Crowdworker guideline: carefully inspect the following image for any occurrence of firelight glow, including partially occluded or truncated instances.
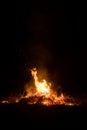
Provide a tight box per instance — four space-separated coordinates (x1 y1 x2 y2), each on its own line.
1 68 79 106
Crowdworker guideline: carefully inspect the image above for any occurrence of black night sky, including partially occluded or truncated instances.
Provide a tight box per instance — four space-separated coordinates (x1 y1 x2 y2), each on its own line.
0 1 87 98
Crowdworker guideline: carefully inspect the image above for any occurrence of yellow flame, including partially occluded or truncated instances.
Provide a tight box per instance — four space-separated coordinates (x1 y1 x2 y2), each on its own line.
31 68 51 96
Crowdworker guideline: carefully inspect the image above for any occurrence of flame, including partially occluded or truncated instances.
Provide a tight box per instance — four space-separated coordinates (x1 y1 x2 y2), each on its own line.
1 68 79 106
31 68 51 96
25 68 77 106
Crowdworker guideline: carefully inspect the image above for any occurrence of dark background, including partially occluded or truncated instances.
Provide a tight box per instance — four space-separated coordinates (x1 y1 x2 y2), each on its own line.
0 1 87 129
0 1 87 98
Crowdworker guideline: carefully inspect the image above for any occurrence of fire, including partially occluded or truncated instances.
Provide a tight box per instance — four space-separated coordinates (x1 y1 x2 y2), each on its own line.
25 68 76 106
31 68 51 96
1 68 79 106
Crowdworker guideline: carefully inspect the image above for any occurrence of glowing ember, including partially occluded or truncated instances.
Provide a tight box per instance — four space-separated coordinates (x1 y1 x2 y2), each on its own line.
1 68 79 106
2 100 9 104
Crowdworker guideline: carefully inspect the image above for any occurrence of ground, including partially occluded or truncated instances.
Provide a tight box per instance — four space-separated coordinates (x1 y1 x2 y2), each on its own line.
0 103 87 129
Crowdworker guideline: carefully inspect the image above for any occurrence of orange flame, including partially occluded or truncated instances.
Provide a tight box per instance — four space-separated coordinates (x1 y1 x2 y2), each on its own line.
31 68 51 96
1 68 79 106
